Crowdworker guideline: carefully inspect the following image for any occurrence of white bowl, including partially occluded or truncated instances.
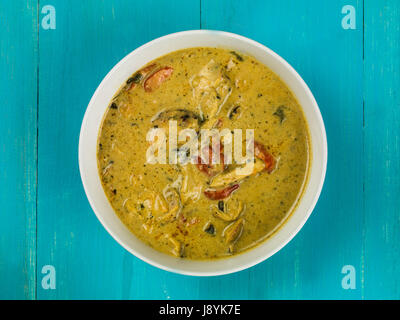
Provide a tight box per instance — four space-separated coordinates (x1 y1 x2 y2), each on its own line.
79 30 327 276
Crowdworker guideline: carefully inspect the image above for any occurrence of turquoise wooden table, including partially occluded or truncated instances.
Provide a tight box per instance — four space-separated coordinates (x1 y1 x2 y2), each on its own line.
0 0 399 300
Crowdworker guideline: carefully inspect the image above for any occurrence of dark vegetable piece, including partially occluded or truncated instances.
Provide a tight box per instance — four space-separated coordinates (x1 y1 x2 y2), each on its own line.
273 106 286 123
156 109 199 120
204 223 215 235
204 184 240 200
127 72 143 84
228 105 240 119
230 51 244 62
152 108 201 131
218 200 225 212
110 103 118 109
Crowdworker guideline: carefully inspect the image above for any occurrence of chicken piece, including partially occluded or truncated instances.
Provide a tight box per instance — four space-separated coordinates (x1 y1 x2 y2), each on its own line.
213 199 244 222
151 108 201 132
209 157 265 188
210 140 277 188
180 165 204 204
190 59 232 123
165 234 183 257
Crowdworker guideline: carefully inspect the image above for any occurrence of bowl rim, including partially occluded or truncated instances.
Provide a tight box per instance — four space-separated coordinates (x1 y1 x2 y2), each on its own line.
79 29 328 276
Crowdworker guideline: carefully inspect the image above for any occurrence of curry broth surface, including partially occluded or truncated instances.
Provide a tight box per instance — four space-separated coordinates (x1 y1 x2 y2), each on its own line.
97 47 310 259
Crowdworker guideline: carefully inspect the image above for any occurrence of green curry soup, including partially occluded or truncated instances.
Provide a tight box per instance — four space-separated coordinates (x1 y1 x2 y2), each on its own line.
97 47 310 259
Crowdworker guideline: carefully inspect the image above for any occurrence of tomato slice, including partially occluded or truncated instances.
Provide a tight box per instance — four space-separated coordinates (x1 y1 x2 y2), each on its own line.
144 67 173 92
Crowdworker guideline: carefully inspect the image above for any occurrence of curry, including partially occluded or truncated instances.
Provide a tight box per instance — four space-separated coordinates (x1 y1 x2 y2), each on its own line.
97 47 310 259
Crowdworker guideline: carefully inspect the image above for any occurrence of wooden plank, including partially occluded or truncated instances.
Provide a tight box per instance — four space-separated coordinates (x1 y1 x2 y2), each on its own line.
37 0 200 299
201 0 364 299
0 0 37 299
363 0 400 299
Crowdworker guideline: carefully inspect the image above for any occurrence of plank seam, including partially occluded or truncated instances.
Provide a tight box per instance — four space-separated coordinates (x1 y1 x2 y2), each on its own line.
35 0 40 301
361 0 366 300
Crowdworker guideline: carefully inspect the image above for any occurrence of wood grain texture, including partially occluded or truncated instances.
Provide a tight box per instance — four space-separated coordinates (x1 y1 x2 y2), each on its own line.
364 0 400 299
0 0 37 299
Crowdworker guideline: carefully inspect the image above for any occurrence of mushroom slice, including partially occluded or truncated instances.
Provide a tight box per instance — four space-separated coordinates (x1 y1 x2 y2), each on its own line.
213 199 244 222
151 108 202 132
213 200 244 222
203 221 216 235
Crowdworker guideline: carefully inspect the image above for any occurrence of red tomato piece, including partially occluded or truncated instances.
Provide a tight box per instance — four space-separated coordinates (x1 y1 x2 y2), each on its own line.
144 67 173 92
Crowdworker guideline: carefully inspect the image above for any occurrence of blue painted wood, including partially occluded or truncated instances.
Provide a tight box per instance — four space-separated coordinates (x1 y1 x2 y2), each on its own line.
363 0 400 299
0 0 399 300
0 0 37 299
36 0 200 299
